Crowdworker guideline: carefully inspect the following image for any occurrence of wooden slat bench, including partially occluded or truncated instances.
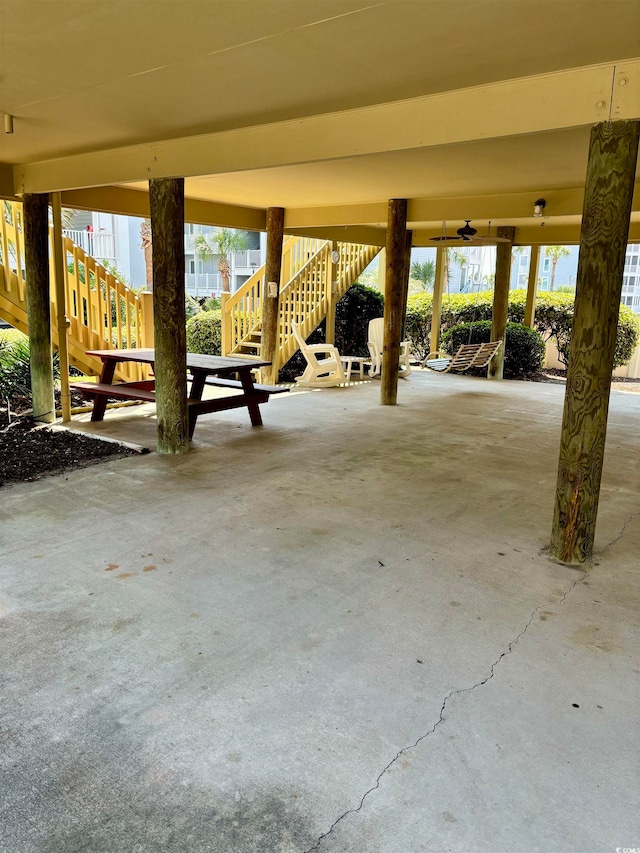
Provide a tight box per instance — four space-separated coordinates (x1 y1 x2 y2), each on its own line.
72 380 157 421
203 376 289 395
422 340 502 374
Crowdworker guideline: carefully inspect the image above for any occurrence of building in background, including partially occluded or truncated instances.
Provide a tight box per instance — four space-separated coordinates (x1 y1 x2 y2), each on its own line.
64 211 265 297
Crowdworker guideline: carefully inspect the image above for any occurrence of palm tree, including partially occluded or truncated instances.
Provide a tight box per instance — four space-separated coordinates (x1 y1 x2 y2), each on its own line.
545 245 571 292
445 247 467 290
195 228 249 293
139 219 153 289
410 259 436 291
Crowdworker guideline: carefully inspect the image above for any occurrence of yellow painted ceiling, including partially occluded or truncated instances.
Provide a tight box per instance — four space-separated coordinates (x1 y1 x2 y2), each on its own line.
1 0 639 230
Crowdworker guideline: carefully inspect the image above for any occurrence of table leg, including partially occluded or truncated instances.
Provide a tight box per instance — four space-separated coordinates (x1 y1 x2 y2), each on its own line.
91 358 118 421
240 371 263 426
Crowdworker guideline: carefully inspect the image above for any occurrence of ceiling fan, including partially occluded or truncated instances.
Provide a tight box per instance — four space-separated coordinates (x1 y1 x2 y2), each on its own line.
430 220 511 244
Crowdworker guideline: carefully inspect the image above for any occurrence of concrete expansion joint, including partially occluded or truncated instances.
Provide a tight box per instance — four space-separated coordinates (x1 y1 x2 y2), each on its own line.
304 570 590 853
598 512 637 555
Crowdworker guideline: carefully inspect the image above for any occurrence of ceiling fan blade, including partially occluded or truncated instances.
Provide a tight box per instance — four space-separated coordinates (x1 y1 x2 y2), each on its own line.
429 235 459 242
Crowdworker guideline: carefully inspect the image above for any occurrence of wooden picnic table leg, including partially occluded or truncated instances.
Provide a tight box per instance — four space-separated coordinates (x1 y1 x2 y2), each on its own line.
91 358 118 422
240 370 263 426
189 370 206 401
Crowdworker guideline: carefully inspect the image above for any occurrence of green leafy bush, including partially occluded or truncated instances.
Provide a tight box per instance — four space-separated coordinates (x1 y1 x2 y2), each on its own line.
279 283 383 381
405 289 639 369
442 320 545 377
202 296 221 312
0 330 60 403
185 294 202 320
186 310 222 355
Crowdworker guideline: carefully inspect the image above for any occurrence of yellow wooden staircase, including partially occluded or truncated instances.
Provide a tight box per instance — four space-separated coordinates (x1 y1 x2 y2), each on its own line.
2 201 379 384
221 236 380 374
0 201 151 382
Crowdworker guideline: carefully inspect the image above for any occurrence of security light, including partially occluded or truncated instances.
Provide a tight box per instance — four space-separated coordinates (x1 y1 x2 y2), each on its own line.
533 198 546 217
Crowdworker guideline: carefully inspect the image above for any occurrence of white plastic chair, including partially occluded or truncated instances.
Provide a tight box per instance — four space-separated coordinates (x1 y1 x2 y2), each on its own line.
367 317 411 379
292 322 346 387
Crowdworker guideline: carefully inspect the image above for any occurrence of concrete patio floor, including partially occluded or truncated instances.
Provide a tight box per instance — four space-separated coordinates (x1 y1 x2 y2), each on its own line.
1 370 638 853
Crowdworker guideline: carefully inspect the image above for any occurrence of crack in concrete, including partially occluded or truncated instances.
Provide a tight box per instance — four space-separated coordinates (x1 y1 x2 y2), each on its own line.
304 571 588 852
598 512 637 554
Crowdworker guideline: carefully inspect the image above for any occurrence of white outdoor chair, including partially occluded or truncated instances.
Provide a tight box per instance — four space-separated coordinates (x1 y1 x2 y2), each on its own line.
292 322 346 387
367 317 411 379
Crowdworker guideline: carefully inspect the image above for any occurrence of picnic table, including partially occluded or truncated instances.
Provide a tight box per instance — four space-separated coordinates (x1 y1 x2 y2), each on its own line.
74 348 282 438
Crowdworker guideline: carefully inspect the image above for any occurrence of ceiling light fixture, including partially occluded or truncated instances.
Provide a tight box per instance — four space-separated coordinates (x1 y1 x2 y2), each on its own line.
3 114 14 134
533 198 546 217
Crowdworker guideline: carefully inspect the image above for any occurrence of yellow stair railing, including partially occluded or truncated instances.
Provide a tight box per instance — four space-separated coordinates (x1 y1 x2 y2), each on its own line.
222 235 380 375
0 201 151 382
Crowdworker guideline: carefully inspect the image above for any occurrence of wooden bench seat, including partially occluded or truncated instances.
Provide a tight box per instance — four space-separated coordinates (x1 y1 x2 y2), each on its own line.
422 341 502 374
203 376 289 394
72 380 156 403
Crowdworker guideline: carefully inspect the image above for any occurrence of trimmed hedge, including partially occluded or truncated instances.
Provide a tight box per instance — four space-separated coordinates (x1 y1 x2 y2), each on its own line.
442 321 546 377
186 309 222 355
405 289 640 368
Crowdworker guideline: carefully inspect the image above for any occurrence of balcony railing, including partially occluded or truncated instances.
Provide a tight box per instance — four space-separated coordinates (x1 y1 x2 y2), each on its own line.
63 229 116 261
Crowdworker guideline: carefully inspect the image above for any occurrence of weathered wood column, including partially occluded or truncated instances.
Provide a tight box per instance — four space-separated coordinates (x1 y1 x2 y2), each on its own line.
488 226 515 379
149 178 188 454
260 207 285 384
399 230 413 334
550 120 640 564
524 245 540 328
23 193 55 423
325 241 338 345
51 193 71 422
381 199 409 405
429 246 446 355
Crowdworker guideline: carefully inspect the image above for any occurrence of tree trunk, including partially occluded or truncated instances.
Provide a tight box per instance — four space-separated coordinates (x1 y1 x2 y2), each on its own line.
23 193 55 423
550 120 640 564
381 198 409 405
149 178 188 454
260 207 285 384
488 226 515 380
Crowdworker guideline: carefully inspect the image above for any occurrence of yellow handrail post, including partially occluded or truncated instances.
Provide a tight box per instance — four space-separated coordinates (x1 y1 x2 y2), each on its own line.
220 292 231 355
139 291 154 347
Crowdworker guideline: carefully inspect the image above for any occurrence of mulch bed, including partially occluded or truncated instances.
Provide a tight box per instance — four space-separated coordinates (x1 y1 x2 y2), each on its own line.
0 392 139 487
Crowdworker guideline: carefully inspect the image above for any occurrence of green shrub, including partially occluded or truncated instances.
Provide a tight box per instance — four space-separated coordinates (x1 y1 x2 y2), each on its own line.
404 293 433 360
406 289 639 370
202 296 221 312
442 320 545 378
279 283 383 381
186 310 222 355
0 330 61 402
185 294 202 320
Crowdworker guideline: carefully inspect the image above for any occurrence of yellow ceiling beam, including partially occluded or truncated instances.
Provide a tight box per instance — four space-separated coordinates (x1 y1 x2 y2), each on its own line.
15 59 640 195
60 186 266 230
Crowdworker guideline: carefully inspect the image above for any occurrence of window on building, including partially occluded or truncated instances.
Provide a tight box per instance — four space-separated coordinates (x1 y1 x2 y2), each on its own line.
542 258 551 273
540 277 549 290
188 259 195 274
518 273 527 285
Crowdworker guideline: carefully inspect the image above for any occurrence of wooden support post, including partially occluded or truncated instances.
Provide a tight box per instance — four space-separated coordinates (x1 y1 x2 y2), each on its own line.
488 226 515 380
325 242 338 345
149 178 188 454
376 248 386 292
381 199 409 405
524 245 540 328
23 193 55 423
260 207 285 385
429 246 446 355
51 193 71 422
550 120 640 565
399 230 413 335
